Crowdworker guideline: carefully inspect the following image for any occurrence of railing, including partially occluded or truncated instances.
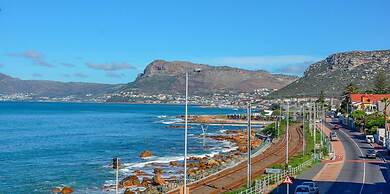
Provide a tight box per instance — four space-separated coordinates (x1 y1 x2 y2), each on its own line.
238 159 314 194
159 139 272 193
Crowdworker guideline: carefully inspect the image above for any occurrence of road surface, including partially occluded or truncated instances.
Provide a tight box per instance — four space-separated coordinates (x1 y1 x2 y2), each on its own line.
273 121 390 194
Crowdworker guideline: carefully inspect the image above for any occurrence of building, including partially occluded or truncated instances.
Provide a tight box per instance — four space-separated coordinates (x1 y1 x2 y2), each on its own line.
350 94 390 114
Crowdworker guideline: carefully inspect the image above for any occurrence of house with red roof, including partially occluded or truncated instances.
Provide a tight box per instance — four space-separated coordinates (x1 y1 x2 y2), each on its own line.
350 94 390 114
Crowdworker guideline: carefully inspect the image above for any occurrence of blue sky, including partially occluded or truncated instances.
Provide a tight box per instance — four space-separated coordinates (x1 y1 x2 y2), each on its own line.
0 0 389 84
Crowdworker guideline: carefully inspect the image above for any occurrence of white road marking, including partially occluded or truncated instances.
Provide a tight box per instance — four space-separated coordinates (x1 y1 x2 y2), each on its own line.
339 128 366 194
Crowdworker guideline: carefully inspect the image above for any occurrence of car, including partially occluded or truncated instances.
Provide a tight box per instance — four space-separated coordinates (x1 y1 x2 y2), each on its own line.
330 131 338 141
333 125 339 130
366 149 376 158
302 181 319 194
294 185 315 194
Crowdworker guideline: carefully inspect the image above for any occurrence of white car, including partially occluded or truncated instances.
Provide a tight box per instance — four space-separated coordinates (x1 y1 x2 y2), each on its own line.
302 181 319 194
294 185 313 194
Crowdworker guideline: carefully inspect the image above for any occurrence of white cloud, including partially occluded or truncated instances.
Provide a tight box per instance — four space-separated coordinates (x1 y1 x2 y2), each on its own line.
86 62 136 71
8 50 53 67
201 55 321 75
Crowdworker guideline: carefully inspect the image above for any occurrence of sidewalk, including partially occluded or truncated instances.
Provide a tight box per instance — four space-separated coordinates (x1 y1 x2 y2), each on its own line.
313 122 345 181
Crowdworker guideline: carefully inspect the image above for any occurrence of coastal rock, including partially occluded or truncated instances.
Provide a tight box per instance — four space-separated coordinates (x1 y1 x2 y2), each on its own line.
152 174 167 185
52 187 62 193
120 175 140 188
153 168 163 174
140 150 153 158
60 187 73 194
169 161 179 167
124 188 135 194
141 177 151 187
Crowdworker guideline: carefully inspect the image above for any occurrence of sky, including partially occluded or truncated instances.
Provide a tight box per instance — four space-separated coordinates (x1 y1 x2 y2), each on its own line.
0 0 389 84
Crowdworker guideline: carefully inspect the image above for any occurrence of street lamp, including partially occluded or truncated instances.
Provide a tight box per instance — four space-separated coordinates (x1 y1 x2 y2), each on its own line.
183 69 201 194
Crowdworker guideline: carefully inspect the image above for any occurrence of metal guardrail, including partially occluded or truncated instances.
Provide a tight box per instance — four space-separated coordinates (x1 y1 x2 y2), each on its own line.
159 139 272 193
238 159 314 194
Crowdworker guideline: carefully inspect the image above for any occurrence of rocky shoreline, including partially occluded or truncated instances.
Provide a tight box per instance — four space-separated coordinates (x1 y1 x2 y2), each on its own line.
106 126 264 194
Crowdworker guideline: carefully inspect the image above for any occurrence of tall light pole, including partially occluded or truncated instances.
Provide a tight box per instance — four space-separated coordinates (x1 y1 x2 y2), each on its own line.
184 72 189 194
286 101 289 165
286 101 290 194
112 157 119 194
313 102 317 160
247 104 252 188
302 105 305 155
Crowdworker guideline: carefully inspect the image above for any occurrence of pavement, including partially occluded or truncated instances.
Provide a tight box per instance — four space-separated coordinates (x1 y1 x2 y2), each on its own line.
272 120 390 194
168 124 304 194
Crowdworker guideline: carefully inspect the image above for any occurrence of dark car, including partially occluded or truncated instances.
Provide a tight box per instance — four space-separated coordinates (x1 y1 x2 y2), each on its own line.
366 149 376 158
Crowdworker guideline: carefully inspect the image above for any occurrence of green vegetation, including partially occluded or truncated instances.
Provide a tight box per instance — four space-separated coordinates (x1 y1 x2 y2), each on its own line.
226 122 328 194
374 71 389 94
262 120 287 138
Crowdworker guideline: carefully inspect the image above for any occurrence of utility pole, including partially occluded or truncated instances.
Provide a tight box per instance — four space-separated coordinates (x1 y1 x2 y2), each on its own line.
247 104 252 188
286 101 289 165
278 104 282 138
184 72 188 194
313 102 317 161
302 104 305 155
112 157 119 194
286 101 290 194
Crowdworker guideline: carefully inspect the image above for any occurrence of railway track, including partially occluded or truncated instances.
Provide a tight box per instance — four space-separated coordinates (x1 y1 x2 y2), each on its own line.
168 124 304 194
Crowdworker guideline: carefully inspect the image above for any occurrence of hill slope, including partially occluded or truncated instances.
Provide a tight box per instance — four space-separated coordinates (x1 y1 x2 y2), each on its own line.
269 50 390 98
0 73 122 98
125 60 298 95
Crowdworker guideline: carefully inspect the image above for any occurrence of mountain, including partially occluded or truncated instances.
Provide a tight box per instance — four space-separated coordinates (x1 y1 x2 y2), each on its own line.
0 73 122 98
124 60 298 95
269 50 390 98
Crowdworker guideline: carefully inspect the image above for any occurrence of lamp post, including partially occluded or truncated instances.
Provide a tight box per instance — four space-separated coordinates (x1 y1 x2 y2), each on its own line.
184 72 189 194
112 157 120 194
247 104 252 188
286 101 290 194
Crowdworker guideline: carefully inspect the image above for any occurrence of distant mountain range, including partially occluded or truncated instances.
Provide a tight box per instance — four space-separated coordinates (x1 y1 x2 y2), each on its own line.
0 73 122 98
123 60 298 95
269 50 390 98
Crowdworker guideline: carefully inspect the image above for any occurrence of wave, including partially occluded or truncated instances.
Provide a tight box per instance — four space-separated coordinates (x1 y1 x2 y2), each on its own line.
157 115 167 118
161 118 183 125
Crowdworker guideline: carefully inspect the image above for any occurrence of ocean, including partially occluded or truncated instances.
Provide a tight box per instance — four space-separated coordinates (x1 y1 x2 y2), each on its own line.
0 102 244 193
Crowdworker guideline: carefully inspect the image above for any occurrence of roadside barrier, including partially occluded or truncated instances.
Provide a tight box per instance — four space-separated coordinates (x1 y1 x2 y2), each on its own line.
238 159 313 194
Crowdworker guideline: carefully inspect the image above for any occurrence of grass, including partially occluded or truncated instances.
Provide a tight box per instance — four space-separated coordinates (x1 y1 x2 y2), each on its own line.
224 121 329 194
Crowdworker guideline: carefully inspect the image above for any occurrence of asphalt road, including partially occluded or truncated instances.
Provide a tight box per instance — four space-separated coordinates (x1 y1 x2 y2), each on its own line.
272 122 390 194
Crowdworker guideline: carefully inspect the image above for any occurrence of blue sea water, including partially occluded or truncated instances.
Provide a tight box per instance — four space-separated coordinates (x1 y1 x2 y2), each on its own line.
0 102 243 194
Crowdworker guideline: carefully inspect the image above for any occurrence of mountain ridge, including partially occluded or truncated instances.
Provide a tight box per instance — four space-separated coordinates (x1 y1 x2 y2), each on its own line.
126 60 298 95
269 49 390 98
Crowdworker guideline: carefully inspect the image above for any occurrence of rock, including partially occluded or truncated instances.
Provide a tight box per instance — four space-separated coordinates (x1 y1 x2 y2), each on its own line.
206 159 219 168
120 175 140 188
52 187 62 193
152 174 167 185
60 187 73 194
169 161 179 167
123 188 135 194
153 168 163 174
141 177 151 187
140 150 152 158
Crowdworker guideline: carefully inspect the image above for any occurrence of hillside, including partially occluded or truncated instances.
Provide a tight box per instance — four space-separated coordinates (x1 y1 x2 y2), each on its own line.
269 50 390 98
0 73 122 98
124 60 298 95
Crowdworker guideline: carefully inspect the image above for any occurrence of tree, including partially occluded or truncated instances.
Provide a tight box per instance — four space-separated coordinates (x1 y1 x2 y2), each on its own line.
316 90 325 105
374 71 388 94
339 83 359 114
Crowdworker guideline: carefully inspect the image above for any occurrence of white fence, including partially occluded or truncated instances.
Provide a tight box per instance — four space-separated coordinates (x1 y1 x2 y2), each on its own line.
238 159 313 194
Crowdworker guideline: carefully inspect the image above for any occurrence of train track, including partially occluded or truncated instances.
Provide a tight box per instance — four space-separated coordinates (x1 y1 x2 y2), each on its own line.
168 124 304 194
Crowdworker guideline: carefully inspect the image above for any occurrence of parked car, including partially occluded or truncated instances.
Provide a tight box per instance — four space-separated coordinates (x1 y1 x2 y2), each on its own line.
302 181 319 194
366 149 376 158
330 131 338 141
366 135 374 143
333 125 339 130
294 185 316 194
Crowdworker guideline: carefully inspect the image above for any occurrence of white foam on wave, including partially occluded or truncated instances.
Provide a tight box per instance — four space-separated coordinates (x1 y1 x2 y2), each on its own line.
157 115 167 118
161 118 183 125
